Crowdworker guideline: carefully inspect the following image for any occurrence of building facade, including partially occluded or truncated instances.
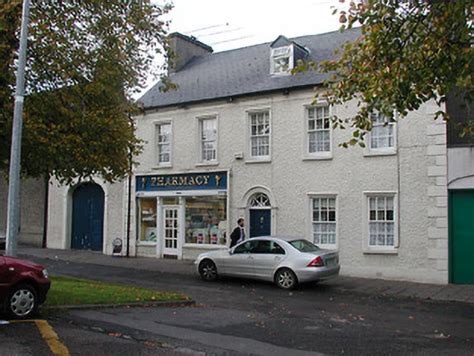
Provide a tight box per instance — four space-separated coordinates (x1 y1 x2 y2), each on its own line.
45 29 460 284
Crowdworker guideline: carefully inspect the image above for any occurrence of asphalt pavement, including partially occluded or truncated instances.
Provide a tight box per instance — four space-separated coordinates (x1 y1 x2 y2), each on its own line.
18 245 474 305
11 252 474 355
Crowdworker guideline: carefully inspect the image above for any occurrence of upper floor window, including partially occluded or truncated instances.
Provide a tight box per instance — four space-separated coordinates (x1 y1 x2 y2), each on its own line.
271 46 293 75
369 112 396 151
249 111 271 159
200 117 217 162
156 122 171 165
307 106 331 156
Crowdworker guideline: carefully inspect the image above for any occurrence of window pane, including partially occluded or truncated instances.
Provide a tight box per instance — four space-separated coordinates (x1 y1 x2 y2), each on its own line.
139 198 157 243
185 196 227 245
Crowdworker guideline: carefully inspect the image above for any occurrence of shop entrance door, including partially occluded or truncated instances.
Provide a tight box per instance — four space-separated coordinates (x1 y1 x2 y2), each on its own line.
163 206 179 257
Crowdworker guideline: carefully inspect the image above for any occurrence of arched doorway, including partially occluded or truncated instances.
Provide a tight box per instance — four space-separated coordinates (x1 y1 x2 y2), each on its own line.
71 183 104 251
248 193 272 237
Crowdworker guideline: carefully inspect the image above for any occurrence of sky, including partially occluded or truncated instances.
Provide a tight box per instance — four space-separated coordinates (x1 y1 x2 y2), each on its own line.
137 0 346 97
165 0 343 52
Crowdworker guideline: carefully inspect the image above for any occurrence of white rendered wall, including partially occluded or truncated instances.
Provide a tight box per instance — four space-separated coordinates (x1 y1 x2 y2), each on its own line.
46 178 127 255
130 89 448 284
448 146 474 189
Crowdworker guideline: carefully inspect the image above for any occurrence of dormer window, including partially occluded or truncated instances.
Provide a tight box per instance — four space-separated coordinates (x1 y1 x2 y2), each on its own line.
270 35 308 76
271 45 293 75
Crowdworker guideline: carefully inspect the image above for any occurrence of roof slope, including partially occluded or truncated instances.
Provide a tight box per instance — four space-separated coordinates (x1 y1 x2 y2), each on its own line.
139 28 361 109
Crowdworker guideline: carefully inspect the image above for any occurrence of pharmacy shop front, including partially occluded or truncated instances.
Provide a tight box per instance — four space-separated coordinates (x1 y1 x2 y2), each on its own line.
135 171 229 259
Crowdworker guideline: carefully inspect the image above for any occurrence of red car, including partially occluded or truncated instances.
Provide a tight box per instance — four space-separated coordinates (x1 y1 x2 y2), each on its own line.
0 255 50 319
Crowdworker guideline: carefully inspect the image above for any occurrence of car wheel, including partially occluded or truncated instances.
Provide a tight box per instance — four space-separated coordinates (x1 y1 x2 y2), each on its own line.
199 260 218 281
8 284 38 319
275 268 298 290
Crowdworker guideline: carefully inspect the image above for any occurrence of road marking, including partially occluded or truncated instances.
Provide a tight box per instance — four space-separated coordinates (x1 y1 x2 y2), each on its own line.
9 319 70 356
35 320 70 356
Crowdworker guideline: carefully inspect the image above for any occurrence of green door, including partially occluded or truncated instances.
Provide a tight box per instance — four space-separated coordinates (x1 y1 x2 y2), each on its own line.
449 190 474 284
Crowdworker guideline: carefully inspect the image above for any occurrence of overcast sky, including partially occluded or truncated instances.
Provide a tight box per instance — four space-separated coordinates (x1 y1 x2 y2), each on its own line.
166 0 343 52
137 0 345 98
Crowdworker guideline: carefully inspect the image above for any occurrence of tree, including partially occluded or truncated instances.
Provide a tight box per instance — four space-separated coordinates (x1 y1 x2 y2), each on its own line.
296 0 473 146
0 0 172 184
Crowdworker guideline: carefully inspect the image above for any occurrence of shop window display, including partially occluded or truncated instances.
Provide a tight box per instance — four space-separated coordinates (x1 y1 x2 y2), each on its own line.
138 198 157 243
185 196 227 245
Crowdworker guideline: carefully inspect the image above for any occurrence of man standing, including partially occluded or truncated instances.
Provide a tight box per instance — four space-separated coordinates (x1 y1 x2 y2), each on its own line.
229 218 245 247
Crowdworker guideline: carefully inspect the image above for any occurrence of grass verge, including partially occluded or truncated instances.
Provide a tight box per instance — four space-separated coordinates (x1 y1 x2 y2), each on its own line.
45 275 188 306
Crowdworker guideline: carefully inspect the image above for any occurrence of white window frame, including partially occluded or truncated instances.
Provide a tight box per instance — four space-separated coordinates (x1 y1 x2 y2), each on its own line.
365 112 397 156
363 191 398 253
247 109 272 162
197 115 218 165
308 193 338 250
304 104 333 160
270 45 294 75
155 120 172 167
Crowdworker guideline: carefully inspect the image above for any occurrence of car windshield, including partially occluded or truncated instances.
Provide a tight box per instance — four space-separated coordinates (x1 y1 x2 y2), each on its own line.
289 239 320 252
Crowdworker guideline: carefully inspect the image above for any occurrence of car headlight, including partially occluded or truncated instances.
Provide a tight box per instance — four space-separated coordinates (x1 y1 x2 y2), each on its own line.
42 269 49 279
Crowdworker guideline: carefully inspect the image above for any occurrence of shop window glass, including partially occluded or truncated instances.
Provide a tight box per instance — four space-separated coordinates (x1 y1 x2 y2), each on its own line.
138 198 157 243
185 196 227 245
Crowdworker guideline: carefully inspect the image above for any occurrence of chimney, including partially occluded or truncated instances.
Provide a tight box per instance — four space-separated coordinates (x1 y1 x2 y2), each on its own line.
168 32 213 73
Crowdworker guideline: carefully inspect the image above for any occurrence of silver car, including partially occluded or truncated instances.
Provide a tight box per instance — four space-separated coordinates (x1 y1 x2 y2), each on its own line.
195 236 340 290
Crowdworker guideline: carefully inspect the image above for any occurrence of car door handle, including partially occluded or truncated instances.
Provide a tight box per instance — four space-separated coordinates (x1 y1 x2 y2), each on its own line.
247 255 254 260
8 267 14 272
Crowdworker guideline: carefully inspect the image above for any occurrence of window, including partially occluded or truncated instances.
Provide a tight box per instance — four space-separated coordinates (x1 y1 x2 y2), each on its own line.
311 197 337 247
367 195 396 248
156 122 171 165
184 196 227 245
271 46 293 75
307 106 331 155
200 117 217 162
249 193 271 208
249 111 270 159
138 198 157 244
288 239 320 253
234 240 258 254
369 112 396 151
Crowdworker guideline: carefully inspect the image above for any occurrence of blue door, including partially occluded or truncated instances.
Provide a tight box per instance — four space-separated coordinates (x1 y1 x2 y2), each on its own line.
71 183 104 251
249 209 271 237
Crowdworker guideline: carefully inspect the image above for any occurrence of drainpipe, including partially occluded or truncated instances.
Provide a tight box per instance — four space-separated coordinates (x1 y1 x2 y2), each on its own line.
42 175 49 248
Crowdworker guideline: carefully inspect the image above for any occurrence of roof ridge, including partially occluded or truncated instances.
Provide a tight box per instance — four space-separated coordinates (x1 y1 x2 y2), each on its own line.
211 27 361 55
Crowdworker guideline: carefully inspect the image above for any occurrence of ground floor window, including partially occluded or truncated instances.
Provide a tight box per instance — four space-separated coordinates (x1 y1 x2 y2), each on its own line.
185 196 227 245
138 198 157 243
368 195 395 247
311 196 337 247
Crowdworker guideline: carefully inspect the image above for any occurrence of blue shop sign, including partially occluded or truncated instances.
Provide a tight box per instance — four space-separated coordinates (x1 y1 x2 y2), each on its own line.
136 171 227 192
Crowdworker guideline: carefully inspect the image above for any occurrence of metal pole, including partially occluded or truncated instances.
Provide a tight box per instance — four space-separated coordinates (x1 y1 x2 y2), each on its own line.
6 0 31 257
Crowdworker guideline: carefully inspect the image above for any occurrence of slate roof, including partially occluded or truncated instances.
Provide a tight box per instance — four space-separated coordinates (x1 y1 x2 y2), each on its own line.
139 28 361 109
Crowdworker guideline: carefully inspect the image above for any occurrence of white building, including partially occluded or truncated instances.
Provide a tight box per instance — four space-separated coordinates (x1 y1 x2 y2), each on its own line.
44 29 461 285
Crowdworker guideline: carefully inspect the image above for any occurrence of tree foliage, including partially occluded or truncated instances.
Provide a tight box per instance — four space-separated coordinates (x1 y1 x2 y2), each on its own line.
0 0 171 183
296 0 473 146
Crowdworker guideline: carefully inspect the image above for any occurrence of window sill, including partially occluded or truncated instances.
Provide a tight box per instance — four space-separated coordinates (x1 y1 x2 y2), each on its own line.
364 149 397 157
183 243 228 249
245 158 272 164
137 242 157 247
302 154 333 161
363 248 398 255
152 164 172 170
195 161 219 167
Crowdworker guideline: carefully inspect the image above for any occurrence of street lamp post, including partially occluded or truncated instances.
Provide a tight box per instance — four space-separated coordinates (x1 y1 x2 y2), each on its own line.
6 0 31 257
